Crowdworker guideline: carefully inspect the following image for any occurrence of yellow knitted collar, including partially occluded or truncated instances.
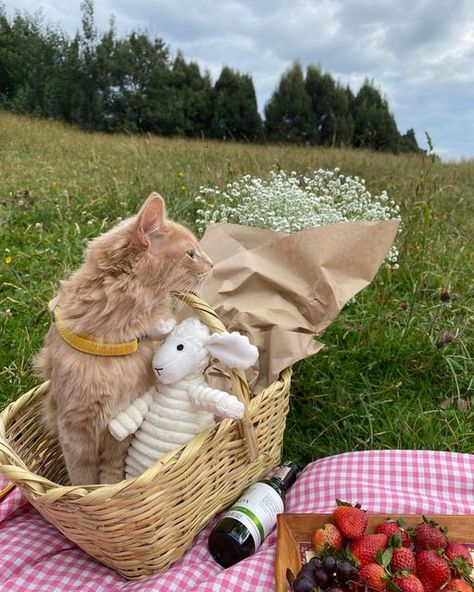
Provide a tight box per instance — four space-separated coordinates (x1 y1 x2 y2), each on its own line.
49 300 139 357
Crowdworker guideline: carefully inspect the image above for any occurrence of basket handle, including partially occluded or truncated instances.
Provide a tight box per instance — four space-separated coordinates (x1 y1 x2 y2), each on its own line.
172 291 259 461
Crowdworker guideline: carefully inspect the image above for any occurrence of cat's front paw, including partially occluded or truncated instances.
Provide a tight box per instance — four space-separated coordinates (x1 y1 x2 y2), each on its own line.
148 316 177 339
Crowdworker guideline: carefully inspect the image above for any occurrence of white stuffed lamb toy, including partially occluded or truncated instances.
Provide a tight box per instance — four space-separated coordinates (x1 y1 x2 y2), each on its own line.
108 317 258 479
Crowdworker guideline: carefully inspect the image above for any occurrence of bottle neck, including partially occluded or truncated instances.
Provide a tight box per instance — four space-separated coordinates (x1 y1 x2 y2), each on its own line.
262 462 299 498
270 462 299 494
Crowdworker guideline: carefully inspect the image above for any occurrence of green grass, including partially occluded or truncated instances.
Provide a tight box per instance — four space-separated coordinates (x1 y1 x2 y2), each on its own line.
1 111 473 466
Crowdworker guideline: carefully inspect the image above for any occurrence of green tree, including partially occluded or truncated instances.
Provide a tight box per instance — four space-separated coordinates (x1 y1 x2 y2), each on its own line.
105 32 171 133
399 128 422 153
169 52 212 137
211 66 262 141
305 65 354 147
264 62 315 143
0 10 61 116
352 81 401 152
0 6 21 101
77 0 104 129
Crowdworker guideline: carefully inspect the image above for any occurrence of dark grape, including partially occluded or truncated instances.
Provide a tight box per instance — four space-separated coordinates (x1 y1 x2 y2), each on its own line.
314 568 330 589
335 561 354 584
322 556 337 574
308 556 323 570
293 574 316 592
299 563 315 577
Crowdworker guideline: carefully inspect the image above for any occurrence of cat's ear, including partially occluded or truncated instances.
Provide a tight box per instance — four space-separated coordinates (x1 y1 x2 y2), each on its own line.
136 193 167 247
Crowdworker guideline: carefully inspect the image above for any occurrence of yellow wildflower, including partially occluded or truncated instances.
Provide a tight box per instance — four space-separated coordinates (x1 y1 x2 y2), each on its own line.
5 256 12 264
180 185 186 192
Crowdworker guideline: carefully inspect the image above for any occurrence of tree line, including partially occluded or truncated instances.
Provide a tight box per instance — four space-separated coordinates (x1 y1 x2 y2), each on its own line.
0 1 421 153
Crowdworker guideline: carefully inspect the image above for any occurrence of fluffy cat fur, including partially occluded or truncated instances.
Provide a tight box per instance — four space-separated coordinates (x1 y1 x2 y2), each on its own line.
35 193 212 485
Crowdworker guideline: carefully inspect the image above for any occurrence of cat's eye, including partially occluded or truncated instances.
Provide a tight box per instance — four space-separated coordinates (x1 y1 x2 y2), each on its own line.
177 344 184 351
186 250 195 259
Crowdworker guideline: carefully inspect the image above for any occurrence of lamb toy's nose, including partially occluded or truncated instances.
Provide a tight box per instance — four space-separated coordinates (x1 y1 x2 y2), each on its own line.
154 367 163 376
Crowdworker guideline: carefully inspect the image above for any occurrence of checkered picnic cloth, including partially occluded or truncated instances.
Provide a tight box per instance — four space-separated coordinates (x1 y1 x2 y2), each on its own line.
1 450 473 592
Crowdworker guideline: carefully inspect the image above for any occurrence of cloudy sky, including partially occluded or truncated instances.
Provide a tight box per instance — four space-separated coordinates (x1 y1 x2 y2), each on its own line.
3 0 474 160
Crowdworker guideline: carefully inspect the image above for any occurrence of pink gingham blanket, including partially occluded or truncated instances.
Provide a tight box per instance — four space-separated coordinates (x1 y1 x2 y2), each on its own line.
1 450 473 592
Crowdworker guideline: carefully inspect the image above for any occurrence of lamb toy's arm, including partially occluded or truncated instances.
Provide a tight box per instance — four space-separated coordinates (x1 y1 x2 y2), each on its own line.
108 389 154 441
189 384 245 419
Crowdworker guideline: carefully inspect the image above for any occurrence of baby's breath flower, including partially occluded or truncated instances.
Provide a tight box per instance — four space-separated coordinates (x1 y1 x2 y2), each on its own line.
195 169 402 267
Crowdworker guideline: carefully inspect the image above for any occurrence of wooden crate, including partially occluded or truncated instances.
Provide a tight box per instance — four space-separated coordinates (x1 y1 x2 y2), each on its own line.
276 513 474 592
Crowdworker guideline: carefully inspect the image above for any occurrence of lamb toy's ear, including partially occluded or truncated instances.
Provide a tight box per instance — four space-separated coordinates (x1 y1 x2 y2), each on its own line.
204 332 258 369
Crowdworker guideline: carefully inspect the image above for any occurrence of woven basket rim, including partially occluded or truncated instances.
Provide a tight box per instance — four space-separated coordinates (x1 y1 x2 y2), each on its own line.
0 369 292 502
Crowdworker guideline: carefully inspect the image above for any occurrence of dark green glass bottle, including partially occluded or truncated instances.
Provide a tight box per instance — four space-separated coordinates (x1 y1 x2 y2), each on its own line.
208 462 299 567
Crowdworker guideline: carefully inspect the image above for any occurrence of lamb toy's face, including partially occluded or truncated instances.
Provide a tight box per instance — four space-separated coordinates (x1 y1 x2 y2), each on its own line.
152 321 210 384
151 316 258 385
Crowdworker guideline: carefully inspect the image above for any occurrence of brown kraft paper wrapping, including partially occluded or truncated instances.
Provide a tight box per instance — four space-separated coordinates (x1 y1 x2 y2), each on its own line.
198 219 399 393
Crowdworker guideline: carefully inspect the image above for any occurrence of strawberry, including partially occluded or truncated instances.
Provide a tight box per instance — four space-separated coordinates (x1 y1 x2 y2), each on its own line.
349 534 389 568
445 542 474 566
393 573 425 592
359 562 388 591
416 550 451 592
333 500 368 540
375 519 410 547
311 523 343 555
445 542 474 577
413 517 448 552
390 546 417 575
444 578 474 592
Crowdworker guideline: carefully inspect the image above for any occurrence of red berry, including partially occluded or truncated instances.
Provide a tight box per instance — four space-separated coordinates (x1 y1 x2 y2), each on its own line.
393 573 425 592
375 520 410 547
444 578 474 592
416 550 451 592
359 563 387 591
312 523 343 555
349 534 389 568
413 517 448 551
445 542 473 565
391 546 417 574
332 500 368 540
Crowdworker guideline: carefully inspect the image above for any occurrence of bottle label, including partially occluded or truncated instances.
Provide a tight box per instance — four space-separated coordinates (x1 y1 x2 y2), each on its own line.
222 482 284 549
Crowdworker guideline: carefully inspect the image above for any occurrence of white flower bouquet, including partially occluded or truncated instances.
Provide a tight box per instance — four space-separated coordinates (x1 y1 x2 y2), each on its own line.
195 168 401 267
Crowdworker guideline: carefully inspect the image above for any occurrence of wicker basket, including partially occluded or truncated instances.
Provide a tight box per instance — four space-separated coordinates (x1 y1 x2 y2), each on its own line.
0 292 291 579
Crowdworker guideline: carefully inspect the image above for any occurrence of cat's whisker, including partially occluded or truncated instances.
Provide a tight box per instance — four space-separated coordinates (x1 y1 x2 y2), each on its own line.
173 278 201 315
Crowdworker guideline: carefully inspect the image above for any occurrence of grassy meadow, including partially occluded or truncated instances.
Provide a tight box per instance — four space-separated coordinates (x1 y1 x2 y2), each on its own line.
0 111 472 467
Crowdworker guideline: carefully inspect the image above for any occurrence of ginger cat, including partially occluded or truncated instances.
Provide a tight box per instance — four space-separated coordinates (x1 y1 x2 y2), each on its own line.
35 193 212 485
